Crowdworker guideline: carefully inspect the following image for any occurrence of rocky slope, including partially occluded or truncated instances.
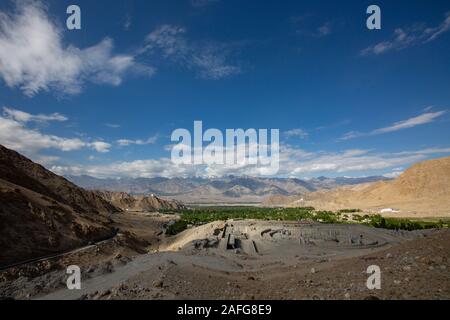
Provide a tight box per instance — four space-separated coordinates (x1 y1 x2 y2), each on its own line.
0 145 118 214
0 145 120 268
94 191 185 212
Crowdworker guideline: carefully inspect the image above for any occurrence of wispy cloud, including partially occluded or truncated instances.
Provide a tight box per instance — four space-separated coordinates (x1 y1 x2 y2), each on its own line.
0 1 153 96
3 107 67 123
117 135 159 146
140 24 241 79
383 169 404 179
316 119 351 131
0 108 111 154
284 128 309 139
340 111 447 140
123 13 132 31
104 123 121 129
373 111 446 134
393 147 450 156
34 155 60 166
361 12 450 55
291 15 334 38
317 22 332 37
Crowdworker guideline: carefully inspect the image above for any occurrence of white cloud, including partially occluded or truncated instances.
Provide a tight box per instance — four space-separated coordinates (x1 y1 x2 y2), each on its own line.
383 170 404 179
34 155 60 166
393 147 450 156
0 108 111 154
117 135 159 146
0 1 153 96
317 22 332 37
3 106 67 122
49 143 450 179
89 141 111 153
123 13 132 31
292 15 334 38
340 110 447 140
288 150 422 175
361 13 450 55
104 123 121 128
339 131 363 141
141 24 240 79
284 128 309 139
372 111 446 134
424 12 450 42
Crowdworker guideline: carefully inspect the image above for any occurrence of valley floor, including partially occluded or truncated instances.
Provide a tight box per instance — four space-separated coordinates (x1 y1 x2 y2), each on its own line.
0 213 449 300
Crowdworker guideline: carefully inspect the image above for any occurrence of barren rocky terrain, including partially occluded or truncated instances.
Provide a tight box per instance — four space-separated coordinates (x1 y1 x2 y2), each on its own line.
0 216 448 300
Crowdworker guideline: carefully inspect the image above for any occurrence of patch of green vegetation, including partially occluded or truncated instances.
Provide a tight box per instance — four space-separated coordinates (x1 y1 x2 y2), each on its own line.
367 215 448 231
178 207 322 225
165 220 189 235
338 209 362 213
162 207 449 235
351 214 371 222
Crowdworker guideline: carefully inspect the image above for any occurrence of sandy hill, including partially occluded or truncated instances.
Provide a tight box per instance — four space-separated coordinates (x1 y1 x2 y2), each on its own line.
94 191 185 212
0 145 120 267
270 156 450 218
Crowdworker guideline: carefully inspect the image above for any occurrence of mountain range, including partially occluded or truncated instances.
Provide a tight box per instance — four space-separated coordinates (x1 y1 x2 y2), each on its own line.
67 175 391 204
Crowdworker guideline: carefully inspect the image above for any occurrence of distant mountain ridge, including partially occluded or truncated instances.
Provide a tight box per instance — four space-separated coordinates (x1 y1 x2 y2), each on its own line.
66 174 391 204
93 191 186 212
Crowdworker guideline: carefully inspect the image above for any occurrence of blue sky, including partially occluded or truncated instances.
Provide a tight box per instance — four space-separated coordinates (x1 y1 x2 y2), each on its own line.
0 0 449 178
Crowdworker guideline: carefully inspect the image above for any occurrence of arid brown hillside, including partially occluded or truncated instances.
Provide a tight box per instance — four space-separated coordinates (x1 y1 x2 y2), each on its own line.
94 191 185 212
0 145 120 267
389 156 450 199
0 145 118 214
268 156 450 217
